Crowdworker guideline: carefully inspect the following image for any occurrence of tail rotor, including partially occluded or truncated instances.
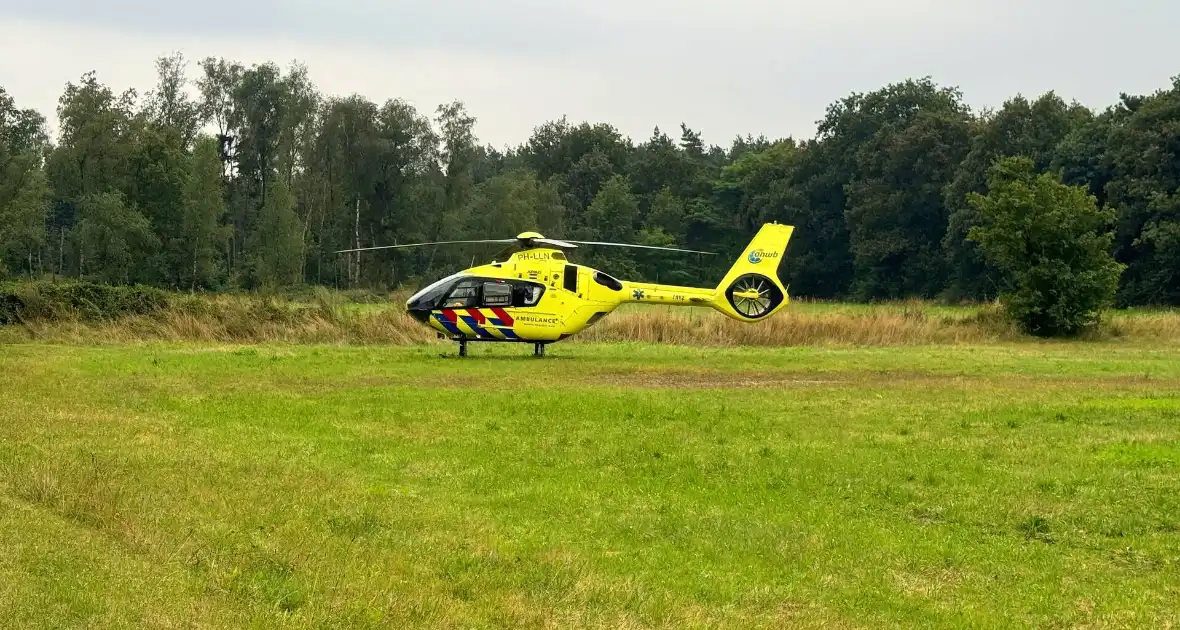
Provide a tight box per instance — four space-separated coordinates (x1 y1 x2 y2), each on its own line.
725 273 783 319
709 223 795 323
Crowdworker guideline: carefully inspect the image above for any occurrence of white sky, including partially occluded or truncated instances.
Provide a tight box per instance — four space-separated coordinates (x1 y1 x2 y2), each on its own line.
0 1 1175 149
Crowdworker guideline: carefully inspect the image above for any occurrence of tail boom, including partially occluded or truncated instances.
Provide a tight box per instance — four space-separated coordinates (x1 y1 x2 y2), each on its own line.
620 282 717 307
615 223 795 323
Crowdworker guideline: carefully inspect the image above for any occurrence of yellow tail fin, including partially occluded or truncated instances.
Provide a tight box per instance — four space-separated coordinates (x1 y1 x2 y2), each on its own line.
711 223 795 322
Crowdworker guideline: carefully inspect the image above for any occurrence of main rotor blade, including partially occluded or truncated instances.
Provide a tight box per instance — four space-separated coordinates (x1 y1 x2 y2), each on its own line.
334 239 515 254
563 240 717 255
532 237 579 249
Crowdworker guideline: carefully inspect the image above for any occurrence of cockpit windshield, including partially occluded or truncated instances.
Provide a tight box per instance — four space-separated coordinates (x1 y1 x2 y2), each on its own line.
406 274 547 311
406 272 466 311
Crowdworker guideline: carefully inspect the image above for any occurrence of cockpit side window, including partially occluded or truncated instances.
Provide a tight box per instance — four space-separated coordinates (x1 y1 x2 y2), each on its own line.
482 281 512 306
593 271 623 291
511 281 545 307
443 279 480 308
563 264 578 293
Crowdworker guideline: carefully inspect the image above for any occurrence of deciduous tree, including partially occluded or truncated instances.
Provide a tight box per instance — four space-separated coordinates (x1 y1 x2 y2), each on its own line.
968 157 1124 336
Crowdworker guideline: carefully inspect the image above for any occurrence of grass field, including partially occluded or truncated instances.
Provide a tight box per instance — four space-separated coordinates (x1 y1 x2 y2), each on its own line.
2 336 1179 628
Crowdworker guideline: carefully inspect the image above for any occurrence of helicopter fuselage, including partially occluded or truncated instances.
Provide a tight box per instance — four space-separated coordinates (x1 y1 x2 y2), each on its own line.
405 248 714 342
404 222 796 345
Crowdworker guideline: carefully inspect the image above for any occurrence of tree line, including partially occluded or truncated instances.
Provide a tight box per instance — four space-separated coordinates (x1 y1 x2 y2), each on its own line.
1 53 1177 306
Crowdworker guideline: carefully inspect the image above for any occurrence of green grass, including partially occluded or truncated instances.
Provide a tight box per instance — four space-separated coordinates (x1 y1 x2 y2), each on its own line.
2 341 1179 628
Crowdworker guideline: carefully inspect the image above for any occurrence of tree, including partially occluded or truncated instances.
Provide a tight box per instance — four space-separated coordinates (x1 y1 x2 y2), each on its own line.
436 100 478 215
774 141 856 297
44 72 141 277
712 139 855 297
811 78 964 298
582 174 640 278
196 56 244 171
0 87 50 275
72 191 160 284
644 186 685 238
0 158 50 276
942 93 1091 300
522 118 631 182
629 126 696 203
1102 78 1180 305
832 79 972 299
47 72 139 200
563 149 615 213
464 168 563 238
967 157 1124 336
127 123 188 285
181 136 231 289
144 52 204 148
249 178 303 288
12 52 1180 306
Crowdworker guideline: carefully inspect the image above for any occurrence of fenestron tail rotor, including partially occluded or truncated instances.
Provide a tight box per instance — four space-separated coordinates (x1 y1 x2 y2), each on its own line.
724 273 782 319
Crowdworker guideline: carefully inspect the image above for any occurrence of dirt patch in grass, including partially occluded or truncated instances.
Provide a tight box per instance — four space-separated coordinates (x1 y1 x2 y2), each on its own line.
580 368 1180 391
584 371 848 389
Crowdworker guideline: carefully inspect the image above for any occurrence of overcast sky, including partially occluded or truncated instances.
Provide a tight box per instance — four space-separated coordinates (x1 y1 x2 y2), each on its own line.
1 1 1175 149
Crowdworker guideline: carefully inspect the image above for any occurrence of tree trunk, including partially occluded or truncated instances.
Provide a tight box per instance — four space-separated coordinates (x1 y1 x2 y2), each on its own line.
353 196 361 287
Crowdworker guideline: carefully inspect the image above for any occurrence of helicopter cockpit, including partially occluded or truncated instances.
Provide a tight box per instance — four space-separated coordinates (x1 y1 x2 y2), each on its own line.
406 274 547 321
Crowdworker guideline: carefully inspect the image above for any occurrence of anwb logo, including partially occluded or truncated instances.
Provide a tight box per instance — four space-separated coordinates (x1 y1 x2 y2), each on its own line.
747 249 778 264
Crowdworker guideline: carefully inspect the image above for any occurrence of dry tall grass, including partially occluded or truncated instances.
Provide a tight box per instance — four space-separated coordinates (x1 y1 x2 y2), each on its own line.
1104 310 1180 342
578 305 1015 346
1 291 435 345
2 289 1178 347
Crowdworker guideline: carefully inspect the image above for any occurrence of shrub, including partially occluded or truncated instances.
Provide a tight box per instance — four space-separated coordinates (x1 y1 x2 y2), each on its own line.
0 280 169 324
967 157 1125 337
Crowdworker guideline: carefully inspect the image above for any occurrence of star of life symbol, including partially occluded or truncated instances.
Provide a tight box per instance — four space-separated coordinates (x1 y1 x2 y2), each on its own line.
632 288 646 300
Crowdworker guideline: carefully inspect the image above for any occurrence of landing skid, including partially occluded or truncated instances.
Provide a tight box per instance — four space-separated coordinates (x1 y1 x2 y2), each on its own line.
450 337 550 358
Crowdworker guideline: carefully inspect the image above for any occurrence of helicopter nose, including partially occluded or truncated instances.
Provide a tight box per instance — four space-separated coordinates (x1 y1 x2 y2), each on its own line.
407 308 430 323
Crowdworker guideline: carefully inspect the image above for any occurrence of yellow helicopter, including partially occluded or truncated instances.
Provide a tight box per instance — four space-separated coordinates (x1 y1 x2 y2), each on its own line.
338 222 794 356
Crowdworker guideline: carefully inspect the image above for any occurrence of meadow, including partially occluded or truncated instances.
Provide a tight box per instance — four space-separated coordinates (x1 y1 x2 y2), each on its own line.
1 297 1179 628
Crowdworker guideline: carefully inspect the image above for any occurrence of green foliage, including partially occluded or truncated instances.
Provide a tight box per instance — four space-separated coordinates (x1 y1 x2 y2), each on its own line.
181 136 231 289
967 157 1124 336
0 280 168 324
1 88 50 277
249 179 304 288
644 186 685 237
585 174 637 242
1103 78 1180 305
127 123 189 285
832 78 973 299
72 191 160 284
0 162 50 274
5 61 1180 310
464 168 564 238
942 93 1091 300
582 174 640 278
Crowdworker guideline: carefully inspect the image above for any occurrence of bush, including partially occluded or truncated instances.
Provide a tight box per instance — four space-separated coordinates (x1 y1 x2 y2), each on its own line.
0 280 169 325
967 157 1125 337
